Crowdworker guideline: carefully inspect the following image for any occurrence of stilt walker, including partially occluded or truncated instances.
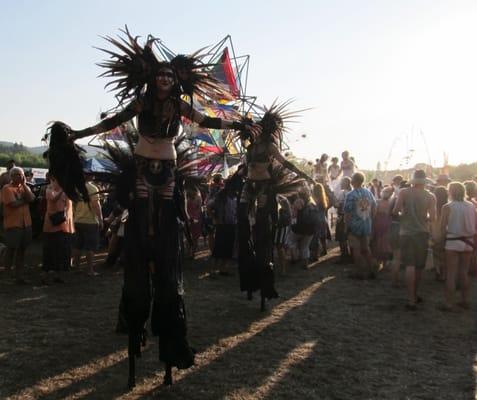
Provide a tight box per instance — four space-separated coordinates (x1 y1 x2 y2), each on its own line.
43 27 248 388
236 101 315 311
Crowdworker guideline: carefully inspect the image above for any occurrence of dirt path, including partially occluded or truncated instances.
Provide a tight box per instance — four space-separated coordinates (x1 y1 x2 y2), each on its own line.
0 242 476 399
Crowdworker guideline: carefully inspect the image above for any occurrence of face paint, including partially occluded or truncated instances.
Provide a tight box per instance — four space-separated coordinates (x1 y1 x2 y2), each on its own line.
156 68 175 91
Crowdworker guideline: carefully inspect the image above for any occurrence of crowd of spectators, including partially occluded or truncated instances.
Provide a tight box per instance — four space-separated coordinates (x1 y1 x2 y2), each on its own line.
1 155 477 312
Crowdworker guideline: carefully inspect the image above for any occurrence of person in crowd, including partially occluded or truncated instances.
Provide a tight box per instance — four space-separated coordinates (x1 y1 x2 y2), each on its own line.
103 206 126 268
186 188 203 259
439 182 476 311
372 186 393 268
389 180 409 287
0 159 16 188
370 178 382 199
463 180 477 275
274 195 292 274
393 169 436 310
328 157 341 183
25 170 36 185
310 183 329 260
209 180 237 275
431 186 449 281
335 176 352 264
435 173 451 188
392 175 404 196
313 159 321 180
72 174 103 276
464 180 477 207
344 172 377 279
287 193 299 262
290 188 317 269
313 154 329 182
41 174 74 284
1 166 35 283
209 174 224 198
340 151 355 178
204 175 224 254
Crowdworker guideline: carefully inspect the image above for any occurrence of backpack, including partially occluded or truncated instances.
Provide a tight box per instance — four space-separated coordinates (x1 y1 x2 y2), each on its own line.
293 204 322 235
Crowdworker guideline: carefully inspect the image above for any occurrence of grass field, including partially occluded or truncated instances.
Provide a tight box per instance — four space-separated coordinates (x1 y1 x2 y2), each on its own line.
0 241 476 399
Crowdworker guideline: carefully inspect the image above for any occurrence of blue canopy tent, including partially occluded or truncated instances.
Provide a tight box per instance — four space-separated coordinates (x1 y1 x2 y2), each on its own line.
83 158 117 173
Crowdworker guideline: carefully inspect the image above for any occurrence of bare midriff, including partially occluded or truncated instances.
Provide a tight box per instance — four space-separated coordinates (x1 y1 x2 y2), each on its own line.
247 162 271 180
135 136 177 160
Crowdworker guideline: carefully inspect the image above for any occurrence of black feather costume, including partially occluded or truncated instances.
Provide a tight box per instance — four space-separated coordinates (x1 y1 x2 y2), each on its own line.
236 101 312 310
44 27 241 388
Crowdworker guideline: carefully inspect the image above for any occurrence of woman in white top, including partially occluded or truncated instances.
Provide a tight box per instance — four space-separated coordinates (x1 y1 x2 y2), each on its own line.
440 182 477 310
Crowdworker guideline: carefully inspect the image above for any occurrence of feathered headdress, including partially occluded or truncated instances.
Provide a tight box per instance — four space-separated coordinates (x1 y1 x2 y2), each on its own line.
96 26 232 105
236 99 306 150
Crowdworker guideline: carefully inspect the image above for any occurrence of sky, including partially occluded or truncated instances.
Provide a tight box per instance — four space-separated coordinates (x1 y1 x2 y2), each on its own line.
1 0 476 170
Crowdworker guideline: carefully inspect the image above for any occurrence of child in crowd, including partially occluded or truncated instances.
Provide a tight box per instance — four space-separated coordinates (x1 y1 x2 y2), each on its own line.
289 190 317 269
309 183 329 260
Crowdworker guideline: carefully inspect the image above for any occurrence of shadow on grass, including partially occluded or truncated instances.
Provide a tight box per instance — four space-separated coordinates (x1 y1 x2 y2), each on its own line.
5 245 474 400
1 252 334 399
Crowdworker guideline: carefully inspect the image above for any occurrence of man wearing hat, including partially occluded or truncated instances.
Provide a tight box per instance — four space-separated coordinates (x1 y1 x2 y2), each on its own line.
393 169 436 310
436 173 451 187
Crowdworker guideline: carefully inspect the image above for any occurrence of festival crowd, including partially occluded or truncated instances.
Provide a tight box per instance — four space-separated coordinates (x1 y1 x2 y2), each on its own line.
1 150 476 313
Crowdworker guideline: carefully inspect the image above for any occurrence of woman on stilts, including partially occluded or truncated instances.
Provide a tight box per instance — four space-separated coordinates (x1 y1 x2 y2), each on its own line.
236 101 315 311
43 27 248 388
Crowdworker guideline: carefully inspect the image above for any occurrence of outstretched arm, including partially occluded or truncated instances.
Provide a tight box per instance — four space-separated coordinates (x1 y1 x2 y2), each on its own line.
269 143 315 184
180 100 245 130
70 98 143 140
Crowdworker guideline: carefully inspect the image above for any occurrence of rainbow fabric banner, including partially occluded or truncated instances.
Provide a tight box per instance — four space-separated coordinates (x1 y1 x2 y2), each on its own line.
211 48 239 98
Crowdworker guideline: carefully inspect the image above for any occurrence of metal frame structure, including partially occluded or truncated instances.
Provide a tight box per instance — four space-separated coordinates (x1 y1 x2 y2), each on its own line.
88 35 257 175
154 35 257 172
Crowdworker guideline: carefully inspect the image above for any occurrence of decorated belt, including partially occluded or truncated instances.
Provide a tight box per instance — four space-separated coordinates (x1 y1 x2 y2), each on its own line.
135 156 176 187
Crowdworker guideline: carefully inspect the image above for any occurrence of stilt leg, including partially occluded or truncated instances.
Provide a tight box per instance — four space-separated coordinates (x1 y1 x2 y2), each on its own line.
128 335 136 389
163 363 173 386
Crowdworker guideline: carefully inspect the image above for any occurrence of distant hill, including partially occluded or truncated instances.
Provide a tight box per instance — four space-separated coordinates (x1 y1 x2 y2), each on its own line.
0 141 103 157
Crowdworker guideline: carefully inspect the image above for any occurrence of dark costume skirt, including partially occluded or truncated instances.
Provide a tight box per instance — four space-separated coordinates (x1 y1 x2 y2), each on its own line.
212 224 236 259
119 157 194 369
238 180 278 299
